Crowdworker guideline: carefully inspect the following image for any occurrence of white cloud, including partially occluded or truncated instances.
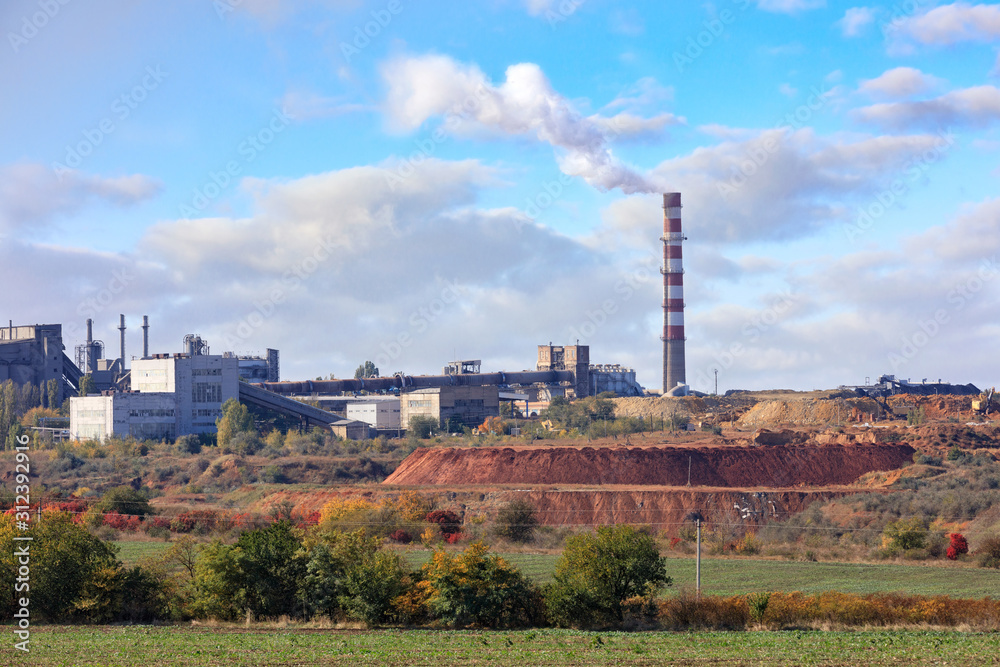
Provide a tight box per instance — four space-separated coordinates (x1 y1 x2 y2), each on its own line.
124 158 669 382
0 163 160 234
888 2 1000 46
854 85 1000 129
779 83 798 98
838 7 876 37
907 197 1000 262
631 130 949 244
589 112 684 140
857 67 944 100
380 54 664 194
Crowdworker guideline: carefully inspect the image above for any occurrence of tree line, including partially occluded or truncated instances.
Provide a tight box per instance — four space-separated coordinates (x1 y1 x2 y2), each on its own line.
0 511 667 628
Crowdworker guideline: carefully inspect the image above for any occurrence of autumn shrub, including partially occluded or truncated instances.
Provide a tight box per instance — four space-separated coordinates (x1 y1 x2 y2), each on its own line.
170 509 218 534
658 592 747 630
143 516 172 533
389 529 412 544
426 509 462 535
976 535 1000 568
421 541 542 628
492 499 538 543
102 511 141 532
947 533 969 560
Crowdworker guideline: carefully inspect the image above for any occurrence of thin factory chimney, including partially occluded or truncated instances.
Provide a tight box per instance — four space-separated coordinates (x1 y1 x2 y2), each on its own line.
118 314 126 370
662 193 686 394
142 315 149 359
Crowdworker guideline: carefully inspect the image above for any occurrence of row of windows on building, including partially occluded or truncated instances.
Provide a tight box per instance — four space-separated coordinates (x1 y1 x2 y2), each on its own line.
192 382 223 402
127 408 175 418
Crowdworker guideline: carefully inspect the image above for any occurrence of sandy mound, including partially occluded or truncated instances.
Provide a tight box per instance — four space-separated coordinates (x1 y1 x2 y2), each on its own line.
383 443 916 488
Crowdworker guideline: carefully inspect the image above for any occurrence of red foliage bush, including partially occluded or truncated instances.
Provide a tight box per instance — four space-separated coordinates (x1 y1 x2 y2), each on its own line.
48 499 88 515
143 516 171 532
443 531 463 545
947 533 969 560
293 510 321 528
169 509 218 533
426 509 462 535
389 529 413 544
102 511 141 531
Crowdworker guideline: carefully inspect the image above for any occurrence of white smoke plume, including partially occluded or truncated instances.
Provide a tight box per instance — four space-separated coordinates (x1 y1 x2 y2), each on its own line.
381 54 669 194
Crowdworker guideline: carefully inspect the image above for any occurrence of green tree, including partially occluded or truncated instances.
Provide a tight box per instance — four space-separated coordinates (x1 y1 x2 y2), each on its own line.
0 512 124 622
492 499 538 543
354 361 379 379
47 378 60 411
189 540 243 620
883 517 928 553
422 541 542 628
78 374 95 397
96 485 155 518
216 398 255 449
234 520 308 619
340 548 408 626
408 415 438 439
546 525 670 627
300 528 408 625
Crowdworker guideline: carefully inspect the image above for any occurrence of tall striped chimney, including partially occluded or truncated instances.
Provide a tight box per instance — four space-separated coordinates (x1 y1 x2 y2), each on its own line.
662 193 686 394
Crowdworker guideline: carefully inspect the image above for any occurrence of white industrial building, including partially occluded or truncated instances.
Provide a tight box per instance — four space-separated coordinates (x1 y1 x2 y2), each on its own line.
70 353 239 441
345 398 401 432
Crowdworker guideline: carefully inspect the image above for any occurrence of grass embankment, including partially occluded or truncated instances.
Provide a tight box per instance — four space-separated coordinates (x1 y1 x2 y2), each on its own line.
5 627 1000 666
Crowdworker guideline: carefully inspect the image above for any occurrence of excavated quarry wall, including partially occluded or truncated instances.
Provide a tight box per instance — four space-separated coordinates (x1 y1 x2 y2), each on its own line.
519 488 849 529
256 487 849 534
383 443 917 488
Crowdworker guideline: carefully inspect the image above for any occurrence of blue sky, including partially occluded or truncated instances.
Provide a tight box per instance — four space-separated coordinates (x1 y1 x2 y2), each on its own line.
2 0 999 393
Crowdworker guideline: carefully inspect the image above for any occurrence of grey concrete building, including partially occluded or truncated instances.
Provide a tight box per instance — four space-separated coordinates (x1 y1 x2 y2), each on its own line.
0 323 71 404
400 385 500 430
70 352 240 441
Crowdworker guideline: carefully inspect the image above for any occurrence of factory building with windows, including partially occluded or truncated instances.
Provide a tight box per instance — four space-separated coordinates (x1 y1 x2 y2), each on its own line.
70 353 240 441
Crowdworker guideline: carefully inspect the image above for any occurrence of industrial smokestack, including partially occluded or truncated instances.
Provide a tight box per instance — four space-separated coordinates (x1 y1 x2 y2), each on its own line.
118 314 126 370
662 193 686 394
86 318 96 372
142 315 149 359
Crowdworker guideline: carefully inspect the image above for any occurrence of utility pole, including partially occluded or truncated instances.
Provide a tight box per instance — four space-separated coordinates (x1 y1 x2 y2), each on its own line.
696 518 702 599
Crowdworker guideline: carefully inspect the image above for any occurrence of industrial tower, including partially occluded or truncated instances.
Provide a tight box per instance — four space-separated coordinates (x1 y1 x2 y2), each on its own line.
662 192 686 394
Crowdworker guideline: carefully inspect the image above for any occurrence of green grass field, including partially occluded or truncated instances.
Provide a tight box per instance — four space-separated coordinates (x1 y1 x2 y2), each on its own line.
401 549 1000 598
4 627 1000 666
111 540 172 564
117 540 1000 598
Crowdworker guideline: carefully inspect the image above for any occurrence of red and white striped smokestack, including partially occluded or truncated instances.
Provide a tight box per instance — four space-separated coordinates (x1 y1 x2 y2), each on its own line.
662 192 686 394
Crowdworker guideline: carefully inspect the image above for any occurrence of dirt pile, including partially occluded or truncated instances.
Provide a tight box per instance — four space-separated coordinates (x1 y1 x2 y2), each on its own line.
612 395 757 422
736 397 883 427
520 488 851 528
382 443 916 488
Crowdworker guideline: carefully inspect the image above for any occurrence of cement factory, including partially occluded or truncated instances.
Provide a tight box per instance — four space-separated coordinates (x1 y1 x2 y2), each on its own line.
2 196 686 442
0 193 691 442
